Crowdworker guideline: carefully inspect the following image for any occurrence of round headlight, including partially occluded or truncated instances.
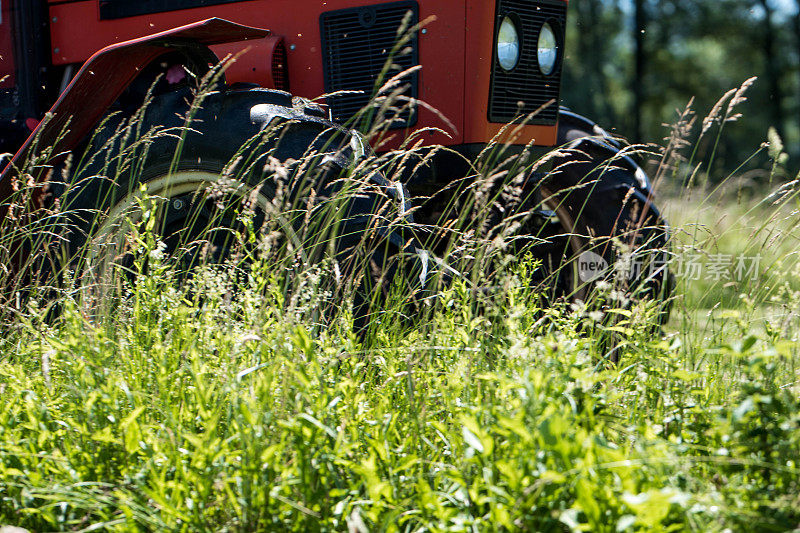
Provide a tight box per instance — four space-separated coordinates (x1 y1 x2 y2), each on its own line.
537 22 558 76
497 16 520 71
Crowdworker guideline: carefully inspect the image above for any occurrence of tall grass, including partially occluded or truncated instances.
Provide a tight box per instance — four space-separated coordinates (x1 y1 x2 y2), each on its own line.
0 34 798 531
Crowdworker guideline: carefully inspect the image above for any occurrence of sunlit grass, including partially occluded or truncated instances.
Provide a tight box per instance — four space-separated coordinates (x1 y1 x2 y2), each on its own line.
1 244 798 531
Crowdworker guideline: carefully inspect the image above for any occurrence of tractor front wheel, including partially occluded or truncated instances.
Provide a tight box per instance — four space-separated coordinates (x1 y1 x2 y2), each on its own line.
540 109 674 321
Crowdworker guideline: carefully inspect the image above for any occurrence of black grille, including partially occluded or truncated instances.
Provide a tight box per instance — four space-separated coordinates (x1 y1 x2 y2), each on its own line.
320 2 419 129
489 0 567 124
99 0 256 19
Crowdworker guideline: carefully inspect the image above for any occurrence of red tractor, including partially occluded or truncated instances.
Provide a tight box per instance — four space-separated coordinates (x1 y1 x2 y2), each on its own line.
0 0 671 320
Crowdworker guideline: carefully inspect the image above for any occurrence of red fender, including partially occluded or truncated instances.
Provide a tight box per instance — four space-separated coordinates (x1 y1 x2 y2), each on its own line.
0 17 269 207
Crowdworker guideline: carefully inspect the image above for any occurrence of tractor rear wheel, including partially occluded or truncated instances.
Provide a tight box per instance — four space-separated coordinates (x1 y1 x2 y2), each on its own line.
50 86 423 327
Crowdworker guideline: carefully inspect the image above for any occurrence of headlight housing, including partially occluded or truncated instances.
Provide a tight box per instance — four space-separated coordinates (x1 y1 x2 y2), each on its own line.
496 16 520 71
537 22 558 76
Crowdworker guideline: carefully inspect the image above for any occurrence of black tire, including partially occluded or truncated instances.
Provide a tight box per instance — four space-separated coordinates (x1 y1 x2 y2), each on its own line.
50 86 424 328
540 109 673 320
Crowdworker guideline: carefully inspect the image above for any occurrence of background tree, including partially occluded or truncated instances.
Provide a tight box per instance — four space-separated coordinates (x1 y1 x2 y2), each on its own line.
757 0 785 137
562 0 799 182
633 0 646 143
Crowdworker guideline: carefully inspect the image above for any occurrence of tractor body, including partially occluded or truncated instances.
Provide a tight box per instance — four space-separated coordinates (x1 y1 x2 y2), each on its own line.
0 0 673 325
1 0 568 168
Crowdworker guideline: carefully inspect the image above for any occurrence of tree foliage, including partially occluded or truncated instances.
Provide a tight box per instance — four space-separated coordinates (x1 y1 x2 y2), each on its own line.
562 0 799 180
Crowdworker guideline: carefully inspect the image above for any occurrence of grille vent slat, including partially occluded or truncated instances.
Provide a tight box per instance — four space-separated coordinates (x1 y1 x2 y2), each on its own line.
320 2 419 129
489 0 567 125
271 40 289 91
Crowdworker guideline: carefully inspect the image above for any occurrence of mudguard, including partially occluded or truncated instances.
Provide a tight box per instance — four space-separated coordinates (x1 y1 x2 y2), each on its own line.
0 18 269 210
557 107 652 193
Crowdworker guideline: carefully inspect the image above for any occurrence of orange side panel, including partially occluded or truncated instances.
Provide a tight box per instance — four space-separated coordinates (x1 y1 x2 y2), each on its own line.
48 0 465 149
